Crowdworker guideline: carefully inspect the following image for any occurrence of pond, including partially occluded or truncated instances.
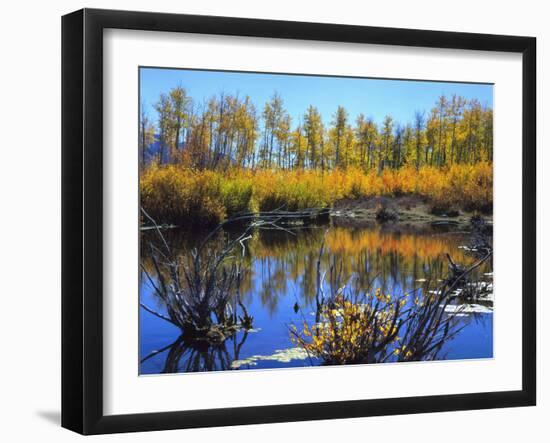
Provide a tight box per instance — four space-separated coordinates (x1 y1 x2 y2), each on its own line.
139 219 493 374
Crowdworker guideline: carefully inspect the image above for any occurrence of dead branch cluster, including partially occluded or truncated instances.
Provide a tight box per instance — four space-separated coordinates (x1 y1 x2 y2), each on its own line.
140 206 328 343
291 227 493 365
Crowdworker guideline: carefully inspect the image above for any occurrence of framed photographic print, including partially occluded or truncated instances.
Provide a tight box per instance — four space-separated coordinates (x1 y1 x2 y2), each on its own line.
62 8 536 435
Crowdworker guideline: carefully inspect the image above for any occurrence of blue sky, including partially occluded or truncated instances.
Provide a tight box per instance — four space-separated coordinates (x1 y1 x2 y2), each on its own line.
140 67 493 128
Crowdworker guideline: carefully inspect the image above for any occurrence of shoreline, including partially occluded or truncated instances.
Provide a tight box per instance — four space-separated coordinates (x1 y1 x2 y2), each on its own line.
331 195 492 227
140 195 493 232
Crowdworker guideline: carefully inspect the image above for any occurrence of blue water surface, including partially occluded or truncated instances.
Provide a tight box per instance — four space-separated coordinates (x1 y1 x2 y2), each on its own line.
139 223 493 374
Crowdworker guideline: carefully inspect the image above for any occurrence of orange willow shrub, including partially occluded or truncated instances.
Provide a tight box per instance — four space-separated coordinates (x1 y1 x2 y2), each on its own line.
460 162 493 211
140 165 255 225
140 162 492 225
416 162 493 211
250 168 337 211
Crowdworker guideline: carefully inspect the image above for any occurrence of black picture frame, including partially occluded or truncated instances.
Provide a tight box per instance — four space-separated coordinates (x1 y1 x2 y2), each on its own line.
62 8 536 435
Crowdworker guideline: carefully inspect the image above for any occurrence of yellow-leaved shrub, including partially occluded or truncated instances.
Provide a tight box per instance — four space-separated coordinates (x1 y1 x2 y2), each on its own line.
140 162 492 225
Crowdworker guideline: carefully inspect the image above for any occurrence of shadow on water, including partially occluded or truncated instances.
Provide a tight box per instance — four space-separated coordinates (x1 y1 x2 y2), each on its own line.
139 219 493 374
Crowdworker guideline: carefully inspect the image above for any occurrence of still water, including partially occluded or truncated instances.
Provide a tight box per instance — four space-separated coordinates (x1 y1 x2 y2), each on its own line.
139 220 493 374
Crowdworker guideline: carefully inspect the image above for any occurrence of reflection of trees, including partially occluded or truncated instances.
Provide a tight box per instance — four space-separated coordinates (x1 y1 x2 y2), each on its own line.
257 257 287 316
248 225 490 308
140 218 493 370
141 332 249 373
291 240 493 365
143 223 492 317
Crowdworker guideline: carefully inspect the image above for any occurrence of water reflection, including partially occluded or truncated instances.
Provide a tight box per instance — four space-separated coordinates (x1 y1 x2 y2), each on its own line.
140 221 493 374
141 332 250 373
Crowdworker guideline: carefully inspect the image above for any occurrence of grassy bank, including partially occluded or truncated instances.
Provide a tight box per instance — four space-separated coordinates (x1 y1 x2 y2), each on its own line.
140 163 492 226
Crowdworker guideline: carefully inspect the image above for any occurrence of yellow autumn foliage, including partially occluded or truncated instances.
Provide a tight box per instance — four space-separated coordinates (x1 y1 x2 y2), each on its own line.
290 292 402 365
140 162 492 225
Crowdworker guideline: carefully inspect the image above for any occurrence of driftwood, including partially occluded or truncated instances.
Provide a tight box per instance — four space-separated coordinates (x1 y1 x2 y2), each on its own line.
140 206 329 344
446 215 493 289
445 253 467 286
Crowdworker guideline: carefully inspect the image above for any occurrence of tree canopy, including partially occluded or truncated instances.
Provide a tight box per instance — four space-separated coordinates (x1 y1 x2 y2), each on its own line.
140 87 493 172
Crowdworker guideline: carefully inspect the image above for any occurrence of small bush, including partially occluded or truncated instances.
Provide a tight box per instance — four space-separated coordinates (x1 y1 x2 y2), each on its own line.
290 293 403 365
219 177 255 216
375 205 399 222
140 165 226 226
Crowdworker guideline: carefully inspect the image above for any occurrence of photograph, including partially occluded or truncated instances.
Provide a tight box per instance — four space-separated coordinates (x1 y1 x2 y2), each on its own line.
138 67 494 375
